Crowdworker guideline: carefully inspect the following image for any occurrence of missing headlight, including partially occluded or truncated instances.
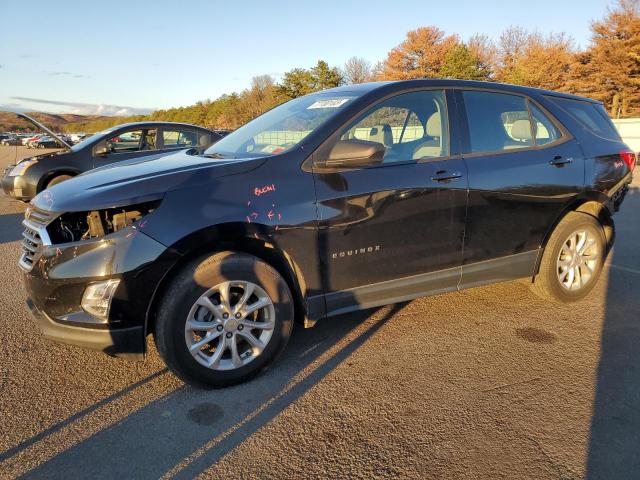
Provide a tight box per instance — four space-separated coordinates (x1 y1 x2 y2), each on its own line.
48 200 160 244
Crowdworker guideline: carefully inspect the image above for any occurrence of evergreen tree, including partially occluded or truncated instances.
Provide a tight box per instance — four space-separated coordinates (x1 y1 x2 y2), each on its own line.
439 44 490 80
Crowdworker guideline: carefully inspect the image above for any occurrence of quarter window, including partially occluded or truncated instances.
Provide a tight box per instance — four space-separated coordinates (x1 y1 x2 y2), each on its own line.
337 90 449 165
546 96 620 141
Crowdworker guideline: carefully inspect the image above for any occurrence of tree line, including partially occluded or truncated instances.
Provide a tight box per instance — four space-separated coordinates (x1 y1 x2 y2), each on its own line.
64 0 640 133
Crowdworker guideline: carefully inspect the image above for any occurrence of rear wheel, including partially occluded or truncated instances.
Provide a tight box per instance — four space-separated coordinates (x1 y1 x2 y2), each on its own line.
154 251 295 388
531 212 606 303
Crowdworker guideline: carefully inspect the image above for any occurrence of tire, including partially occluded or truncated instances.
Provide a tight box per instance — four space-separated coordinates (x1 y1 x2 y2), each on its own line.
531 211 606 303
45 174 73 189
154 251 295 388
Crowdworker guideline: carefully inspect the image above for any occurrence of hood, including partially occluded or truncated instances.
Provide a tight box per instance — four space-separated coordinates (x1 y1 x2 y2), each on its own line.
17 113 72 149
13 150 64 166
32 150 265 213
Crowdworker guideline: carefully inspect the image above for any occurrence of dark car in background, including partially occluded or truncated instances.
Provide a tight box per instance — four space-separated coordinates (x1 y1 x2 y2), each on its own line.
18 80 633 388
31 136 60 149
1 134 30 146
2 114 223 201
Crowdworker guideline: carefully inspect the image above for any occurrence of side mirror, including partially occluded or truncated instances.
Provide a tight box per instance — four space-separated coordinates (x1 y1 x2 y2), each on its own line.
94 142 110 156
320 139 385 170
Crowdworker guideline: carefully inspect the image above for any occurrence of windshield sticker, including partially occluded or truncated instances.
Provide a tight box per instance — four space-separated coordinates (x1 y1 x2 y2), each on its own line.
307 98 350 109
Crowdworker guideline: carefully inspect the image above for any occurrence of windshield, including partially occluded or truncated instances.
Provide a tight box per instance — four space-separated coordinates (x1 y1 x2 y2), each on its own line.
204 92 358 158
70 129 115 152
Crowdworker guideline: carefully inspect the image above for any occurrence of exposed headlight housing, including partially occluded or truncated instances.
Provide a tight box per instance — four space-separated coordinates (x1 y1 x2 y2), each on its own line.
81 279 121 321
10 159 38 176
47 200 161 244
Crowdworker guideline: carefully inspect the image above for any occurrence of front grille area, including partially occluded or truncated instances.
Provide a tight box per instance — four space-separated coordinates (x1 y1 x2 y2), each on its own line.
20 224 42 269
26 206 55 225
19 207 55 271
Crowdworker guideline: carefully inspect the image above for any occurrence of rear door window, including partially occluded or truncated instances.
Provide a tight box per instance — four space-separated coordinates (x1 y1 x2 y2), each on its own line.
461 91 567 154
529 103 561 146
462 91 533 153
162 129 199 148
546 96 620 141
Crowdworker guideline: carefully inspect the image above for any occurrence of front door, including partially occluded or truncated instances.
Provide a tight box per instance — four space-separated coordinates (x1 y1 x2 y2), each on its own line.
312 89 468 316
92 128 159 167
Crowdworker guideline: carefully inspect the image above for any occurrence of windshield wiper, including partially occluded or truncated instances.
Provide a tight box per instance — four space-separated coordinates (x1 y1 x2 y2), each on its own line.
203 152 227 159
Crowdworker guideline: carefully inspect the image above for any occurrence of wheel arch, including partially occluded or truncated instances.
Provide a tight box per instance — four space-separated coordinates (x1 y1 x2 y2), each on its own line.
144 223 310 340
37 169 80 193
532 191 614 278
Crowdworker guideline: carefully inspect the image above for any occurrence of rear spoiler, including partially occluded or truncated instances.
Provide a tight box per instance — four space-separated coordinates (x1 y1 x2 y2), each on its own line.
16 113 72 149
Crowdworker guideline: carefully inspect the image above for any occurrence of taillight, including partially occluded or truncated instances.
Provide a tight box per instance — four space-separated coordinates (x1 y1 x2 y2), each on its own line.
620 150 636 171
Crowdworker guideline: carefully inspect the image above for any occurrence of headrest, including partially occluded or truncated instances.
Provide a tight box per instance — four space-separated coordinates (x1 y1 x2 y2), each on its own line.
426 112 441 138
510 119 532 141
369 124 393 147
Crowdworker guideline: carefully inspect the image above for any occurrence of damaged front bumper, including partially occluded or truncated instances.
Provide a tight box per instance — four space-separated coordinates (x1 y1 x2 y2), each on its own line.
21 218 176 359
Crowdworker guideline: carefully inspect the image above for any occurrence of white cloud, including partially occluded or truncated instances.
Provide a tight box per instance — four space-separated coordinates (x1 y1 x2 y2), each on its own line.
10 97 154 116
45 71 90 79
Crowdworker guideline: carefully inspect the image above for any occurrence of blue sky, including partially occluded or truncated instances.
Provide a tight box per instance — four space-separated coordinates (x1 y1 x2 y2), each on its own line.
0 0 613 116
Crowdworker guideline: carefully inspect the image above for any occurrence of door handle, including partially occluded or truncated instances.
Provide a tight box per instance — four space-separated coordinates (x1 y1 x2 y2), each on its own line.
549 156 573 167
431 170 462 183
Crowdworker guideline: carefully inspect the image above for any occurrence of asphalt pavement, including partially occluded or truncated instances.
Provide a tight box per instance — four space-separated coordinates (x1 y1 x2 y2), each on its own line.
0 146 639 479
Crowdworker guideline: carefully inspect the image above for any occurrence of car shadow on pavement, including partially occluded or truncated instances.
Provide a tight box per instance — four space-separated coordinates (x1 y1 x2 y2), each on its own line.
0 213 24 244
0 369 168 464
586 187 640 479
16 303 405 479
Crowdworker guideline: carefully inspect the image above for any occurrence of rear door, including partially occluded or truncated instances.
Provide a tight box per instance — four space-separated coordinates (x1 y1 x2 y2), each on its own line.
456 89 584 287
313 89 468 315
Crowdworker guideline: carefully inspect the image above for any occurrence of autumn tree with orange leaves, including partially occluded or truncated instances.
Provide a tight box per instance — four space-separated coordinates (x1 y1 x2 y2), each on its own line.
493 27 575 91
565 0 640 117
380 26 459 80
55 0 640 133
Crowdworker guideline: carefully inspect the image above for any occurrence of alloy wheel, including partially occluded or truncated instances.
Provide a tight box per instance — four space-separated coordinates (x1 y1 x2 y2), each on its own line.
184 281 275 370
556 229 600 291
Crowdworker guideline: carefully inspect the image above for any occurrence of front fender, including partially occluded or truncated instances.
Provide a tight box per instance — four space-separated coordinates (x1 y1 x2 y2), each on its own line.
142 222 312 338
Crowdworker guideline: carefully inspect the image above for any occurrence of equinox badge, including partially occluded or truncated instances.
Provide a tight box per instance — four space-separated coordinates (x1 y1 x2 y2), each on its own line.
332 245 381 259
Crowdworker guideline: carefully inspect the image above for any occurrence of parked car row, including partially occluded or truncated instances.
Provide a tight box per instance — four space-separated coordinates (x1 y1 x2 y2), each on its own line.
7 79 634 388
0 133 32 146
1 131 96 148
26 135 68 149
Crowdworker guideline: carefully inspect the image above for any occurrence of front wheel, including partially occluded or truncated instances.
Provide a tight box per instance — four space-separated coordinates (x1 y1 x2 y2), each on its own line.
45 174 73 189
154 251 295 388
531 212 606 303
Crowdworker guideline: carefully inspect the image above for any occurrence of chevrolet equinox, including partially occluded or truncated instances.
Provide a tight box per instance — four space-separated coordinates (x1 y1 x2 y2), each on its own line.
19 80 634 387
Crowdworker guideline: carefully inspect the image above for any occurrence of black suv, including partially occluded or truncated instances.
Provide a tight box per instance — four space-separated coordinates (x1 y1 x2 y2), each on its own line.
20 80 634 387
